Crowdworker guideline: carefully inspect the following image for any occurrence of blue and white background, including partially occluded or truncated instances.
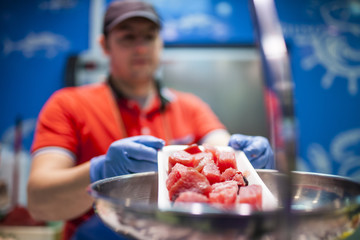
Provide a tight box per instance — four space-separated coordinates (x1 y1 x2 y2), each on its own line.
275 0 360 180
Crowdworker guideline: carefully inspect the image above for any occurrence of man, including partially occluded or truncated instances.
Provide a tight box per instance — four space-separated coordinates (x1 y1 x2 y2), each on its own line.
27 1 274 239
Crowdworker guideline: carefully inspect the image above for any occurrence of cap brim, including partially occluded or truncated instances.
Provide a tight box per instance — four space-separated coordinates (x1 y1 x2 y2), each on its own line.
107 11 161 32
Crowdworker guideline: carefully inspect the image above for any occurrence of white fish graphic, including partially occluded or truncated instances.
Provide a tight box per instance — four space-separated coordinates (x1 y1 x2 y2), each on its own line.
39 0 77 10
3 32 70 58
162 13 229 42
283 0 360 95
297 128 360 181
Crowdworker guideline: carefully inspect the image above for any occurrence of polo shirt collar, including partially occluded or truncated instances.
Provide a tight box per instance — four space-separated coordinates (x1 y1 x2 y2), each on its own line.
107 76 173 114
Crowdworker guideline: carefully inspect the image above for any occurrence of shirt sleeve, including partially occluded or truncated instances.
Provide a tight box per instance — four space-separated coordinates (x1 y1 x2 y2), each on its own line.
31 89 79 155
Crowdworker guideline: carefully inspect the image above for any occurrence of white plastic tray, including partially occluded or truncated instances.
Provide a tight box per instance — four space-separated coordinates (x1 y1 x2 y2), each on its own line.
158 145 278 211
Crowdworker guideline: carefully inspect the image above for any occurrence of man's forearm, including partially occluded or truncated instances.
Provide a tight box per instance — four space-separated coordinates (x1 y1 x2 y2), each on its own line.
27 154 94 221
201 129 231 146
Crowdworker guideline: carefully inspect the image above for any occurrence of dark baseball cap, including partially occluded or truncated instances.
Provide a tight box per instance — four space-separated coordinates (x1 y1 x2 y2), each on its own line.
103 0 161 36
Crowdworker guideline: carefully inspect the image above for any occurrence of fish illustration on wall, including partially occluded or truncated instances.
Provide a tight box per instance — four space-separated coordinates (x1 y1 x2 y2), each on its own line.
39 0 77 10
297 128 360 181
162 13 229 42
3 32 70 58
283 0 360 95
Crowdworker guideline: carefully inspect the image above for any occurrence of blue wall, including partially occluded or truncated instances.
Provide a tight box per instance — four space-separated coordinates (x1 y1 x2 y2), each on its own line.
275 0 360 180
152 0 254 45
0 0 90 150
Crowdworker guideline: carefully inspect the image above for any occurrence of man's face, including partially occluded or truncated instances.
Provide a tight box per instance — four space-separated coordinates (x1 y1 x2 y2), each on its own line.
104 17 162 85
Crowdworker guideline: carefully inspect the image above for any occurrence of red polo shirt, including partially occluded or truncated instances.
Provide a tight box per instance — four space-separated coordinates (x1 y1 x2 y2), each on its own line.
31 82 225 239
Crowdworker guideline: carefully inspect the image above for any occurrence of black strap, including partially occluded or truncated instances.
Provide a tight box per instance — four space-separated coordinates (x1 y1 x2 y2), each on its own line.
155 80 169 112
107 75 169 112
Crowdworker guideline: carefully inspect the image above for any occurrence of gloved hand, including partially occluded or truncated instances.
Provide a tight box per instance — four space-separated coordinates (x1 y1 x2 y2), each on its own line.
228 134 275 169
90 135 165 183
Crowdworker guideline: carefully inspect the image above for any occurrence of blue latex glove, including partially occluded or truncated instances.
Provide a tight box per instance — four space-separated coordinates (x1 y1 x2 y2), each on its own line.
228 134 275 169
90 135 165 183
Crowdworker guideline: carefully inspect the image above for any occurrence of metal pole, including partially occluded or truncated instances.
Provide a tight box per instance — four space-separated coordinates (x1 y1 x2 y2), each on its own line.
89 0 105 54
248 0 297 239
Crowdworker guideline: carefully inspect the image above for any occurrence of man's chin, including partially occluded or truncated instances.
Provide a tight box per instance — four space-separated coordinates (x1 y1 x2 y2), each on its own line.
131 69 154 80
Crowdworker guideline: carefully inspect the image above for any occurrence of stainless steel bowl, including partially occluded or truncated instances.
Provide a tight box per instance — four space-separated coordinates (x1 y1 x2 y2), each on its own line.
89 170 360 240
